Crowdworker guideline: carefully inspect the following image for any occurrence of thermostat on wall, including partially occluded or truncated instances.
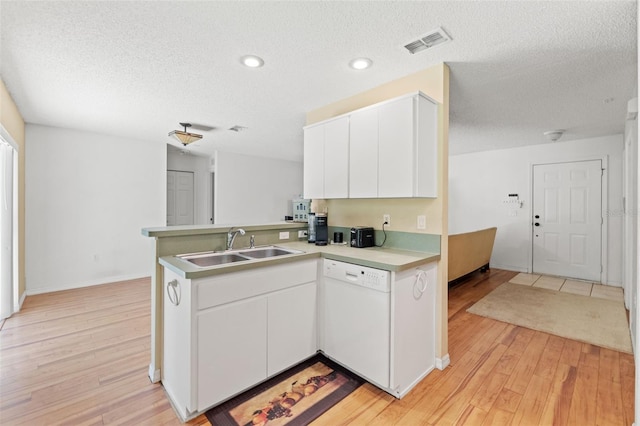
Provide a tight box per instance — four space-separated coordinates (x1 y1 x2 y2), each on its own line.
503 193 523 208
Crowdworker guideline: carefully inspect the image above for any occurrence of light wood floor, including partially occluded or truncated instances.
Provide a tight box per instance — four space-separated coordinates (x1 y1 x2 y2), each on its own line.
0 270 634 425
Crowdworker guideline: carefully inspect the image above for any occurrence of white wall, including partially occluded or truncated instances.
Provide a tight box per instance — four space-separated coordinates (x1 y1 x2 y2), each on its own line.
167 148 211 225
215 151 302 224
623 101 638 321
25 124 165 294
450 134 624 285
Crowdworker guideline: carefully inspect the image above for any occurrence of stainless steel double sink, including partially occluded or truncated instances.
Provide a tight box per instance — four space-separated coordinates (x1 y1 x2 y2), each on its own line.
177 246 304 267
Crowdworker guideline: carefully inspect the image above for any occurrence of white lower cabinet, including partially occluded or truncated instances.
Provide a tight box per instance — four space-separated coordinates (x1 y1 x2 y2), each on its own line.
162 259 318 420
267 282 317 376
163 256 437 420
390 262 436 397
197 297 267 411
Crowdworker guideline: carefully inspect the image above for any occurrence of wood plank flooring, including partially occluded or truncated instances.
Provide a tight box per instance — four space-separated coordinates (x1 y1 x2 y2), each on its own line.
0 270 634 425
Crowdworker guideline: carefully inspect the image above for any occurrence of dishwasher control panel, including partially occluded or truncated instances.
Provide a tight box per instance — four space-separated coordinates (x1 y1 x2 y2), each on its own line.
323 259 390 292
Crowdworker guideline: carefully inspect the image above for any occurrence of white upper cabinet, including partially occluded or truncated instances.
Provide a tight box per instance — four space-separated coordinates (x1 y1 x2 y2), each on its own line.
378 97 414 197
323 117 350 198
304 91 438 200
414 95 438 198
349 107 379 198
377 94 438 198
303 116 349 199
303 124 325 199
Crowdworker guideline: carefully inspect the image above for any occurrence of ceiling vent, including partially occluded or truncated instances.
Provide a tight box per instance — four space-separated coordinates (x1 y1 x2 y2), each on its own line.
404 27 452 54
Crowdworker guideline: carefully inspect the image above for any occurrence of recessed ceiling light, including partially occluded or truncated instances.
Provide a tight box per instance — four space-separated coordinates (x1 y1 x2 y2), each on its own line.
241 55 264 68
349 58 372 70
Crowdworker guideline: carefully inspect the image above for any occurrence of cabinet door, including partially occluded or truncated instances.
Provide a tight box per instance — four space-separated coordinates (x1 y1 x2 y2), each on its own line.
415 95 438 197
197 297 267 410
323 117 350 199
378 97 415 198
267 282 317 376
391 262 436 396
162 270 193 417
349 107 379 198
303 125 325 199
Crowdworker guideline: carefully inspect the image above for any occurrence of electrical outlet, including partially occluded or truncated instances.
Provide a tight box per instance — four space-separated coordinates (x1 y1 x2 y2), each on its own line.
279 231 290 240
298 230 308 238
417 215 426 229
383 214 391 227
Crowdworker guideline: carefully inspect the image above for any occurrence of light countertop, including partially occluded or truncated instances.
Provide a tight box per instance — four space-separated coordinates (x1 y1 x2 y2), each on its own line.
160 240 440 279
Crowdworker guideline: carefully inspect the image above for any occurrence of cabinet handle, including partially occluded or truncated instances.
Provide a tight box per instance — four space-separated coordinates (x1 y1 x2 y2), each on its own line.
414 270 428 298
167 279 181 306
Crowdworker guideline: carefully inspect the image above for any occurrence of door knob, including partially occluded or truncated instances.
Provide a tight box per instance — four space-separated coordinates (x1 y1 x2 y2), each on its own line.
534 222 540 226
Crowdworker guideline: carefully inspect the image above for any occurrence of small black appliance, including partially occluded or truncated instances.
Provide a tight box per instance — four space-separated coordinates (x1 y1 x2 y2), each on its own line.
350 226 375 248
315 213 328 246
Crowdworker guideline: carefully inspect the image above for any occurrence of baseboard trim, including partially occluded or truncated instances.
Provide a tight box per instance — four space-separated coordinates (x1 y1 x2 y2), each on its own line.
148 363 161 383
436 354 450 370
490 264 528 273
26 274 150 295
14 291 26 312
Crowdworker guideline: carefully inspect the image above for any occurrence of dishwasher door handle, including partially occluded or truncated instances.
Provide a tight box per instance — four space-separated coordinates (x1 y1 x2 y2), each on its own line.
345 272 359 282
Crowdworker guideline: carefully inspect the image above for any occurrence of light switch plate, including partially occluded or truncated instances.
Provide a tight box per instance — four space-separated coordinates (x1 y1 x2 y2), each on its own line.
417 215 426 229
279 231 290 240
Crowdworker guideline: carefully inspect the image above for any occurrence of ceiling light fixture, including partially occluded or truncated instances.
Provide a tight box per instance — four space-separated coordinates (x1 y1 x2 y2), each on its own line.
168 122 203 146
241 55 264 68
543 129 565 142
349 58 372 70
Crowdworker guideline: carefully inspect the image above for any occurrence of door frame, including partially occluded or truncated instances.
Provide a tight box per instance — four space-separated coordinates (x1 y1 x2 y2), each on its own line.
528 155 609 284
0 124 20 316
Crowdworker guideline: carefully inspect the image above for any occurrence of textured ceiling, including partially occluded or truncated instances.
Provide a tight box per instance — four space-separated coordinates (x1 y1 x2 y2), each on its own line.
0 1 637 160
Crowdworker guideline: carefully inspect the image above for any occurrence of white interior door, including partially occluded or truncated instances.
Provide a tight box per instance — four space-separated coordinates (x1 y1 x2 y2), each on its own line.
166 171 176 225
532 160 602 281
167 170 194 226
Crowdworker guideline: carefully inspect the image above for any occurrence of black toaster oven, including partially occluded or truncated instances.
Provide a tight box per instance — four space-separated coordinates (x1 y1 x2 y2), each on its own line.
350 227 375 248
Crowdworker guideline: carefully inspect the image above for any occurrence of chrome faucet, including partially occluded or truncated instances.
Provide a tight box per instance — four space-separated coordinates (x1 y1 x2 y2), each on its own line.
226 227 245 250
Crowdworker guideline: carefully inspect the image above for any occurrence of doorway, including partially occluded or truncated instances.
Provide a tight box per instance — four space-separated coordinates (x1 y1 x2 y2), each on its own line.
167 170 194 226
532 160 603 282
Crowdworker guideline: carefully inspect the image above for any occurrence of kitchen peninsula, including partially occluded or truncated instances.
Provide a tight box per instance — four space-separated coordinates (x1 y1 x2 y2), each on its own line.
143 222 441 421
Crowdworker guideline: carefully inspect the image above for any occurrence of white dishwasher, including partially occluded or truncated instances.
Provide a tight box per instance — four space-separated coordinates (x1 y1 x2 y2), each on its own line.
321 259 391 389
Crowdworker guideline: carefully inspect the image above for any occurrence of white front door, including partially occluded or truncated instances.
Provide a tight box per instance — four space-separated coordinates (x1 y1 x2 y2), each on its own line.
532 160 602 281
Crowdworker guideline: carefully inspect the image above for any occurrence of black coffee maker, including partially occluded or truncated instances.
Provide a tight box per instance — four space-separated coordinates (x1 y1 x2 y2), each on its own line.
314 213 328 246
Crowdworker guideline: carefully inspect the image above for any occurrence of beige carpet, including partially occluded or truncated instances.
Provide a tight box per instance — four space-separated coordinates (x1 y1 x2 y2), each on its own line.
467 282 632 353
